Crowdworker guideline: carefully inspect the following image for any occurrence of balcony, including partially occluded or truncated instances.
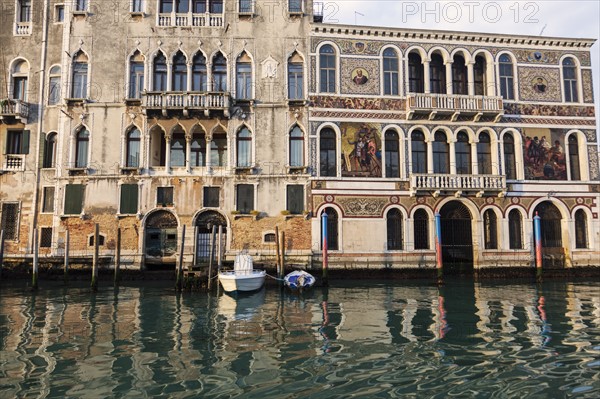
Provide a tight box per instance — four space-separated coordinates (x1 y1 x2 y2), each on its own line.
157 13 223 27
2 155 26 172
142 92 231 117
406 93 503 122
0 99 29 123
410 173 506 197
14 22 31 35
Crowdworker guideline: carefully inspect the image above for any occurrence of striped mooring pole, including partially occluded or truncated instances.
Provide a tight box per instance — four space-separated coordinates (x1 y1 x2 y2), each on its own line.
434 212 443 282
321 212 329 287
534 212 543 280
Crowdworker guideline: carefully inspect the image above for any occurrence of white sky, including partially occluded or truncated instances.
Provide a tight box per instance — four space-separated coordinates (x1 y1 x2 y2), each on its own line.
320 0 600 133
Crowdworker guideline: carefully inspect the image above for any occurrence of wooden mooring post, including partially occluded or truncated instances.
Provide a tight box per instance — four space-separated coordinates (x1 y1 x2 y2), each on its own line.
64 230 69 282
32 228 39 290
114 228 121 286
279 231 286 287
275 226 281 279
91 223 99 292
207 225 217 290
0 230 4 279
217 225 223 273
176 225 186 291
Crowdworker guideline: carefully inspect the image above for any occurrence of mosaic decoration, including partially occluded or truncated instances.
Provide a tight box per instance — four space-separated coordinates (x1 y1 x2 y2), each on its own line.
518 67 561 102
572 51 591 67
341 58 380 95
501 116 596 127
337 196 389 217
583 130 597 143
311 38 382 55
309 137 317 176
309 56 316 93
340 123 382 178
523 128 567 180
514 50 559 64
311 96 405 111
503 103 596 118
588 146 599 181
582 69 594 103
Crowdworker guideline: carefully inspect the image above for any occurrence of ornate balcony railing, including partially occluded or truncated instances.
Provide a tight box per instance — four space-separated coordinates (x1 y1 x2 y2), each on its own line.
406 93 503 122
2 154 26 172
142 92 230 116
0 99 29 123
410 173 506 197
157 13 224 27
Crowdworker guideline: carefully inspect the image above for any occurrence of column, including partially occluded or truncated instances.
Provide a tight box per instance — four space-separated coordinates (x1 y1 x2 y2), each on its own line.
467 61 475 96
185 134 192 173
471 142 478 175
423 60 431 94
445 61 453 95
205 134 213 173
449 139 457 175
165 135 172 173
426 139 434 173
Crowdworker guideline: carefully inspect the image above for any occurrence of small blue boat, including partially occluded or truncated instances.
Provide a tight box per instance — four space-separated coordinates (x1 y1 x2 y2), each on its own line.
284 270 316 290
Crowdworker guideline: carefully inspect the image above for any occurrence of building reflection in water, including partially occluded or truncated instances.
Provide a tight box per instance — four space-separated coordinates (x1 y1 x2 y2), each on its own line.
0 281 599 396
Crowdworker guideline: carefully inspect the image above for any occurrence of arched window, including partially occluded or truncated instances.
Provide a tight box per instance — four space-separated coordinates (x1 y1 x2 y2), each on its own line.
192 53 207 92
322 207 339 250
483 209 498 249
408 52 424 93
126 128 141 167
498 54 514 100
129 52 144 99
385 130 400 178
149 126 166 167
452 54 467 95
210 132 227 167
11 60 29 101
288 54 304 99
75 128 89 168
455 131 471 174
575 209 588 249
508 209 523 249
383 48 399 95
387 209 403 250
503 133 517 180
236 127 252 167
429 53 446 94
48 66 61 105
172 51 187 91
568 134 580 181
474 55 486 96
411 130 427 173
319 128 336 176
71 52 88 98
562 57 578 103
414 209 429 250
477 132 492 175
153 53 167 91
236 53 252 99
289 126 304 167
319 45 336 93
212 52 227 92
433 131 449 174
43 133 57 168
170 128 186 167
191 131 206 167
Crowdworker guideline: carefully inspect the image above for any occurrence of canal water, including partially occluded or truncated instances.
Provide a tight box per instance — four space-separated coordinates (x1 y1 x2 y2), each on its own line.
1 279 599 398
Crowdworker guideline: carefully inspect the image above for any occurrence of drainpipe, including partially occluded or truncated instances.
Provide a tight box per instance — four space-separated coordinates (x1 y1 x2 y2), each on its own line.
30 0 50 255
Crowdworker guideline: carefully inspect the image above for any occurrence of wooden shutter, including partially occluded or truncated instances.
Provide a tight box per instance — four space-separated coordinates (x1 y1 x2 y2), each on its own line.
64 184 84 214
120 184 138 214
38 132 46 168
286 185 304 214
22 130 30 154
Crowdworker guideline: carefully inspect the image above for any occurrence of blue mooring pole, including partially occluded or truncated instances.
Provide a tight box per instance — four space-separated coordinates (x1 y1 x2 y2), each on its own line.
534 212 543 281
321 212 329 286
434 212 443 282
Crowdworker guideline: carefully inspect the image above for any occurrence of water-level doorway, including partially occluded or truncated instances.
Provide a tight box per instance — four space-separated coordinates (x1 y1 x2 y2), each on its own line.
440 201 474 274
144 210 178 268
195 210 227 267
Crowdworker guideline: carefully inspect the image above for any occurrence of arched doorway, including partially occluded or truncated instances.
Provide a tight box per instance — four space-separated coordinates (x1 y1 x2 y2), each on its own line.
195 210 227 266
533 201 565 268
440 201 473 274
145 210 178 266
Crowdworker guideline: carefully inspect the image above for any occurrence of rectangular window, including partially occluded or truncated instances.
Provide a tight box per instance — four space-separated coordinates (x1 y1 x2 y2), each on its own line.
209 0 223 13
192 0 206 13
42 187 55 213
236 63 252 99
289 0 302 13
239 0 253 13
129 62 144 99
40 227 52 248
203 187 220 208
64 184 84 215
49 76 61 104
160 0 173 13
55 5 65 22
236 184 254 214
19 0 31 22
0 203 20 240
75 0 88 12
286 185 303 215
13 77 27 101
157 186 174 207
71 63 88 98
288 63 303 99
6 130 30 154
120 184 139 214
131 0 144 13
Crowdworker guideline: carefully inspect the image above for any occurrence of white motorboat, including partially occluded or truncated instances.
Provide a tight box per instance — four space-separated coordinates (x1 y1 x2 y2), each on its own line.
218 253 266 293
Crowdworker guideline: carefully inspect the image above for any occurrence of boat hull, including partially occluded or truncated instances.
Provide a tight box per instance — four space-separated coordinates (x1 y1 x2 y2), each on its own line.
218 270 266 293
284 270 316 290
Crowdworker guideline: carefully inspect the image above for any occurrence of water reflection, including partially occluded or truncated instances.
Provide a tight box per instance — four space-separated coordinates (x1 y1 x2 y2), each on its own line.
1 281 599 397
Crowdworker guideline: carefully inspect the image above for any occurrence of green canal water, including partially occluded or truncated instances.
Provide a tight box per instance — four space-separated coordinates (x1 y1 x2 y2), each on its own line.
1 279 599 398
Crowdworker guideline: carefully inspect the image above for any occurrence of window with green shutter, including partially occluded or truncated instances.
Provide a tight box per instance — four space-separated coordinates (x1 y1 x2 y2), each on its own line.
236 184 254 214
6 130 29 154
120 184 139 214
64 184 84 215
286 185 304 215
